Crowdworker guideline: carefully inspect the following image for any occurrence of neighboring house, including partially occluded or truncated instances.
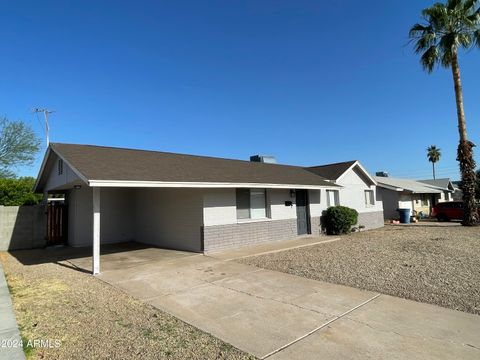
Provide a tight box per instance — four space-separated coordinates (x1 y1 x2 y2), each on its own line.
418 178 456 203
452 181 463 201
374 176 446 219
306 161 384 229
35 143 343 274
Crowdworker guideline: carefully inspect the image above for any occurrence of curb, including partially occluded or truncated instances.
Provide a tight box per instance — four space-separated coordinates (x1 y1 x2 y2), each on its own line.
0 261 26 359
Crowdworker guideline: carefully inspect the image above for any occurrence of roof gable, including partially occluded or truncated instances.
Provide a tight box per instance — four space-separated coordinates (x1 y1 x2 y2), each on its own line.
306 160 376 185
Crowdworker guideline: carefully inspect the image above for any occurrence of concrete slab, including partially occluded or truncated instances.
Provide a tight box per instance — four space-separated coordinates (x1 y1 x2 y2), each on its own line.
269 295 480 360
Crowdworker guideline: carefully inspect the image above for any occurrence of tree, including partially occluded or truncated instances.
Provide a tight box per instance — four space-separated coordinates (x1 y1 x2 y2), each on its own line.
475 169 480 199
427 145 441 179
409 0 480 226
0 177 42 205
0 117 41 178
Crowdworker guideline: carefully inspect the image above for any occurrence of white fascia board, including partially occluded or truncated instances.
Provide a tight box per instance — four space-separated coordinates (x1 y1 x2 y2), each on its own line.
88 180 340 190
377 183 404 192
336 161 377 186
33 147 52 192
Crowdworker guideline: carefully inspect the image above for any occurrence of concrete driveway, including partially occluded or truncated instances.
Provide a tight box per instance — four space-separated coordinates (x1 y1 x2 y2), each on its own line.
86 245 480 359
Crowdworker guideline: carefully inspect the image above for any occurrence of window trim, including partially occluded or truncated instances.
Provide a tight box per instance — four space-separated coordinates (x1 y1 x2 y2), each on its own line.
236 188 269 221
364 189 375 207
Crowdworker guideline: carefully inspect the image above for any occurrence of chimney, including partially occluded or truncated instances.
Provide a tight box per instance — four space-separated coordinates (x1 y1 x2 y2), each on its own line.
250 155 277 164
375 171 389 177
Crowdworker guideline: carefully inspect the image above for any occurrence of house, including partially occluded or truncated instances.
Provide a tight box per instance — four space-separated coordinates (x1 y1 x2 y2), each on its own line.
418 178 456 203
374 176 448 219
35 143 348 274
306 160 384 229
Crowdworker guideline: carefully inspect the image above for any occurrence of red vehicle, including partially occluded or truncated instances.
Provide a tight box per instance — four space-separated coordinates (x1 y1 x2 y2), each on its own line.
431 201 480 221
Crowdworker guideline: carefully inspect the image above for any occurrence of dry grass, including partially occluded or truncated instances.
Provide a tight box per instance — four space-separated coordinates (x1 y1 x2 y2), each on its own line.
240 224 480 315
0 252 254 360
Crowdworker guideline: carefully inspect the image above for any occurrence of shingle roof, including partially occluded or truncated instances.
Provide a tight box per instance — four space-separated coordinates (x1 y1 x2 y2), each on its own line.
47 143 336 188
306 160 357 181
418 178 454 191
374 176 443 194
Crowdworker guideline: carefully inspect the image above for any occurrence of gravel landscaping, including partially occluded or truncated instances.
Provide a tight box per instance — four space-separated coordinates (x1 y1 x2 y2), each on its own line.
240 224 480 315
0 252 254 360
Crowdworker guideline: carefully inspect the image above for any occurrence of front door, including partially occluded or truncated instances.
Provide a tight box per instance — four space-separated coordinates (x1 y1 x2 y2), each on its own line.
295 189 310 235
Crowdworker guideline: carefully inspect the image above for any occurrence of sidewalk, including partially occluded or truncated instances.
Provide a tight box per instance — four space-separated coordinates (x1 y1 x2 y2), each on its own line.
0 261 25 360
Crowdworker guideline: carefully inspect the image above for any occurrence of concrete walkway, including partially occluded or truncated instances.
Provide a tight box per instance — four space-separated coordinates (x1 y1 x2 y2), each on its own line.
0 262 25 360
90 246 480 360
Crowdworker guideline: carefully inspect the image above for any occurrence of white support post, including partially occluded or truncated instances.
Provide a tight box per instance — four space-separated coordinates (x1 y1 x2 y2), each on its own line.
92 187 101 275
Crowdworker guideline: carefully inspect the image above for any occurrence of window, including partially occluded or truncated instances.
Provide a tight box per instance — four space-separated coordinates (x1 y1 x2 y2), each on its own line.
58 159 63 175
364 190 375 206
236 189 268 220
326 190 339 207
444 191 450 201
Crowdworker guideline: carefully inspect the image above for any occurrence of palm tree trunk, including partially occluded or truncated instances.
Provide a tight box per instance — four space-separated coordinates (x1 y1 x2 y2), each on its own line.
432 162 436 180
451 52 478 226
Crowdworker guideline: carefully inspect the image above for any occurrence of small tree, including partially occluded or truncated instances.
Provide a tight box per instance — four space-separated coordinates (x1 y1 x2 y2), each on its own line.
322 206 358 235
0 117 41 178
427 145 441 179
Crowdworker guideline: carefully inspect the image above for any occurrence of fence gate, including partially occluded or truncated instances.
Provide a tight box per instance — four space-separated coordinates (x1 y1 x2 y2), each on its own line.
46 202 67 246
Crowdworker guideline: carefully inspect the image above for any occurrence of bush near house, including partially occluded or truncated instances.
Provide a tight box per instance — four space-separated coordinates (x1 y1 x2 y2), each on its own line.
322 206 358 235
0 177 42 206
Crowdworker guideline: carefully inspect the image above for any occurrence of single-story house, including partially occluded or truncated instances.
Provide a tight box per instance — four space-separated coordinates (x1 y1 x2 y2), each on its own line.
374 176 449 219
418 178 456 203
35 143 347 274
305 160 384 229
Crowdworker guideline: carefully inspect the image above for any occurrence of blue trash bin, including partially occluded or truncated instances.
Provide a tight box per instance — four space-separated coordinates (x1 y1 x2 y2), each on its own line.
398 208 411 224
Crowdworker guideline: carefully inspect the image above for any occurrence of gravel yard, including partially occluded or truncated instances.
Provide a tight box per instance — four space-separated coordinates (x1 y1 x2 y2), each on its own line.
240 224 480 315
0 252 254 360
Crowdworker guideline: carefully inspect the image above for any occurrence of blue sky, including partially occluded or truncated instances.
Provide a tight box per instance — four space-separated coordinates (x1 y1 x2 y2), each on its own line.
1 1 479 180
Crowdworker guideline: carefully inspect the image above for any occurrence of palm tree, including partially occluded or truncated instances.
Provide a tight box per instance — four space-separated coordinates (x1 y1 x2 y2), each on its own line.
427 145 441 179
409 0 480 226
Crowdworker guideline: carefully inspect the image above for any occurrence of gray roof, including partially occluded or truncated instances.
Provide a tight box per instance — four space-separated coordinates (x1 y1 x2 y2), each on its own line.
306 160 357 181
374 176 443 194
418 178 454 191
40 143 337 189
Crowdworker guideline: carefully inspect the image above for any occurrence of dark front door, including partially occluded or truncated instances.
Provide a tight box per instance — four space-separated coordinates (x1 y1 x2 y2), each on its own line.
295 189 310 235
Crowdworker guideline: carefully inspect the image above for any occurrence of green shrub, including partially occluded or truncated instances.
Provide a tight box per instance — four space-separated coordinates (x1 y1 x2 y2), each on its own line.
322 206 358 235
0 177 42 206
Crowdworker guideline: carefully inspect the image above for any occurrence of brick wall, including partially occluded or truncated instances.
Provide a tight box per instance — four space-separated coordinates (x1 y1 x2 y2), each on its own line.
357 211 384 230
0 205 46 251
203 216 322 252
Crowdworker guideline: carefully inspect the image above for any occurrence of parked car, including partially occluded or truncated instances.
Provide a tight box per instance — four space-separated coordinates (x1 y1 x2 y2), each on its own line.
431 201 480 221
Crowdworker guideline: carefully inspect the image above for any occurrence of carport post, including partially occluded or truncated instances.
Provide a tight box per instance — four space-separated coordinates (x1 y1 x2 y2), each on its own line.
92 187 100 275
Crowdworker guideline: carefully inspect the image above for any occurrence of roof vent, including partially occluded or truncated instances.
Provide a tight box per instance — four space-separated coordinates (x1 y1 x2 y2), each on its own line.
376 171 389 177
250 155 277 164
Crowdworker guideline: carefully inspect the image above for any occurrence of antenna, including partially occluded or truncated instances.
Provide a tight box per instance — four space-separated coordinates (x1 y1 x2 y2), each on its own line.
32 108 55 146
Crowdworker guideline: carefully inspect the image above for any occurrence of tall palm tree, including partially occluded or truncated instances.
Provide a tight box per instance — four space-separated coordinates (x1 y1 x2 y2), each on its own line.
427 145 441 179
409 0 480 226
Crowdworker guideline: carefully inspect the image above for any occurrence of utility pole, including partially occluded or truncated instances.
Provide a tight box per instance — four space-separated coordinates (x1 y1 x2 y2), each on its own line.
32 108 55 146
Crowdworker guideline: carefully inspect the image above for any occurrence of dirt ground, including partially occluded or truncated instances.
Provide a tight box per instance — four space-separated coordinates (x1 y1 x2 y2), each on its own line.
240 224 480 315
0 252 255 360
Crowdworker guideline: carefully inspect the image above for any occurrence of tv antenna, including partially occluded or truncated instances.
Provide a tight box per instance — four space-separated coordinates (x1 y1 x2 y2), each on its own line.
32 108 55 146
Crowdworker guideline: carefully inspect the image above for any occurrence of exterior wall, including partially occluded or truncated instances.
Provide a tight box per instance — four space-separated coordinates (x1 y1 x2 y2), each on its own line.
203 218 298 252
135 188 204 252
336 167 384 229
357 211 384 230
0 205 46 250
378 188 400 220
67 187 135 247
203 188 327 251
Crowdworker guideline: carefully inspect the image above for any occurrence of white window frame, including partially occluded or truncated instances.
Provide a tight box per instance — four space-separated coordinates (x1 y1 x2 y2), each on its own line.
236 188 270 220
326 190 339 207
364 190 375 207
